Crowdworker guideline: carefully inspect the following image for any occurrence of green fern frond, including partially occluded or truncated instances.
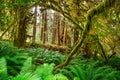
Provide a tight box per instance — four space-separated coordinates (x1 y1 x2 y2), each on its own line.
20 57 32 74
12 72 41 80
0 57 8 80
92 73 105 80
92 66 120 80
60 68 74 79
73 77 80 80
74 65 86 80
85 65 94 80
94 66 110 74
105 71 119 80
53 74 68 80
34 63 55 79
67 65 80 78
45 74 68 80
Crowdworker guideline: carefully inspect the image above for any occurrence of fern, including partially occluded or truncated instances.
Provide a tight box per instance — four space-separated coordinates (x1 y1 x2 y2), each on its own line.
20 57 32 74
6 53 28 76
34 63 55 79
0 57 8 80
59 59 120 80
13 62 68 80
74 64 86 80
108 57 120 69
52 74 68 80
59 68 74 79
45 74 68 80
12 72 41 80
0 41 28 76
67 65 81 78
85 61 99 80
73 77 80 80
25 48 65 65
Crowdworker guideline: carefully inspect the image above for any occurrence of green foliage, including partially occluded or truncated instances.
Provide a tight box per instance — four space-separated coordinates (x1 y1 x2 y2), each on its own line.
0 57 8 80
0 0 36 7
0 41 120 80
0 41 15 57
0 41 28 76
58 59 120 80
12 72 40 80
20 57 33 74
34 63 55 79
12 57 40 80
45 74 68 80
108 57 120 70
25 48 65 65
13 58 68 80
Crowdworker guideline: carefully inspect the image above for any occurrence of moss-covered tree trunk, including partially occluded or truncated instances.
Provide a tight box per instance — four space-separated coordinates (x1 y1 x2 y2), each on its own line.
54 0 116 69
14 7 27 48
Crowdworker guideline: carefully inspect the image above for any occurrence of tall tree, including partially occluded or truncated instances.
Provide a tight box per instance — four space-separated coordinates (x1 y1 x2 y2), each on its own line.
52 12 61 45
42 9 48 44
13 6 28 48
32 6 37 44
52 12 57 44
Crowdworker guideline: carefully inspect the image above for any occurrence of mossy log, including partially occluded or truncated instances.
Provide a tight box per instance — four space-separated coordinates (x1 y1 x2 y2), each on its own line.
26 43 70 53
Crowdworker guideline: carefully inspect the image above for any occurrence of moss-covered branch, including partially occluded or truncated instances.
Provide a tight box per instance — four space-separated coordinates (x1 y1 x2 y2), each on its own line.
54 0 116 70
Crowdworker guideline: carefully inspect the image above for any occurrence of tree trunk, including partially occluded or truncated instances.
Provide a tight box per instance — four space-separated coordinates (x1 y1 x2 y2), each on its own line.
42 10 48 44
57 13 61 45
14 7 27 48
32 6 37 44
41 27 43 42
52 27 57 44
52 12 57 44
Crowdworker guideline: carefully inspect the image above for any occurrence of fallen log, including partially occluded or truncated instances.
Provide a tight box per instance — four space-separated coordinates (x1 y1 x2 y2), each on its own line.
26 42 70 53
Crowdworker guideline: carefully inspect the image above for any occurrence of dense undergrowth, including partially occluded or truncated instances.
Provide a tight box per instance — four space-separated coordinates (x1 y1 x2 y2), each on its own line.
0 41 120 80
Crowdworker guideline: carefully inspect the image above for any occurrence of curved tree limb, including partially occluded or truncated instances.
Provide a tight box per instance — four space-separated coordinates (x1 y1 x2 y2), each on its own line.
54 0 116 70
